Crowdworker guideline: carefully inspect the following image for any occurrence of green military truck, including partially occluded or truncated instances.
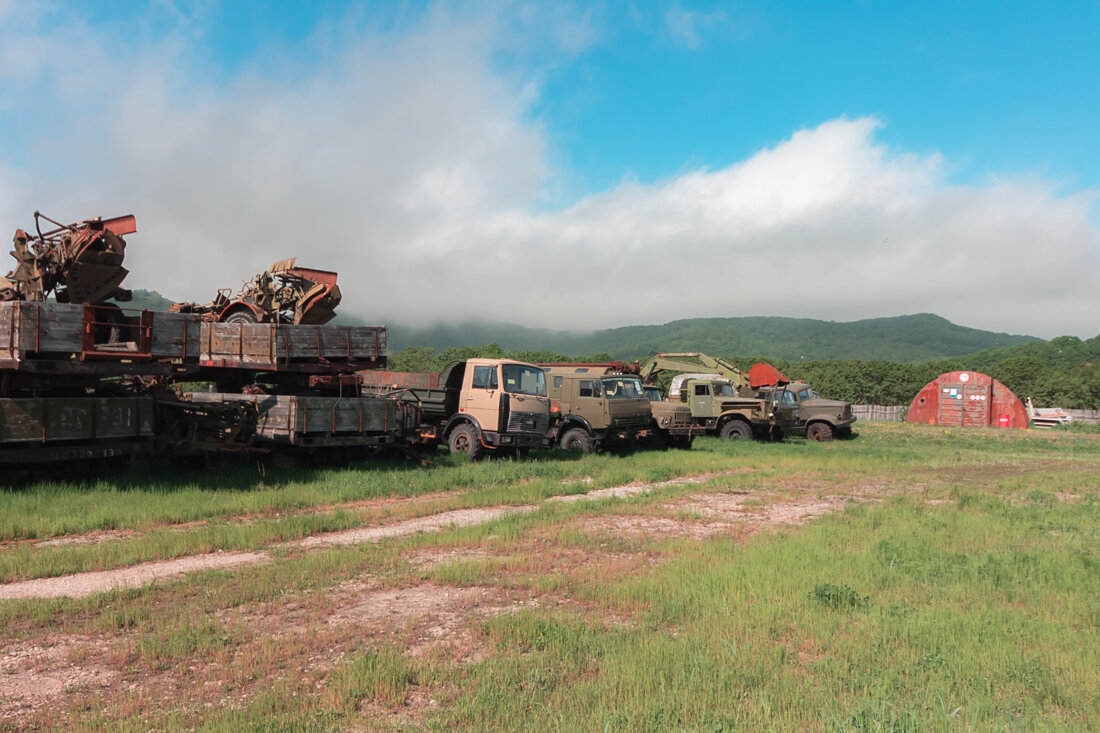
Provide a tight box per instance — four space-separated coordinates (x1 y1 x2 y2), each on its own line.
540 365 652 453
642 384 697 449
664 373 783 440
754 382 855 441
638 354 791 440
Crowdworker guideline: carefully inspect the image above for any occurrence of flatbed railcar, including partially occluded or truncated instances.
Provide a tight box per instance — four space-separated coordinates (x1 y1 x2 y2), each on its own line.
0 302 401 475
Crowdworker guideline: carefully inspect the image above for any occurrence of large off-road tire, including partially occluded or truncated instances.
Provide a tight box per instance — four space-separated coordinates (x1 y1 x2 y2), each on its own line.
807 422 834 442
448 424 484 460
559 427 593 453
224 309 259 324
719 420 751 440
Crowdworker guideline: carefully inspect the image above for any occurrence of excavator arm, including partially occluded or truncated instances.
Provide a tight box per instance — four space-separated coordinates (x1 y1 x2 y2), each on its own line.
638 352 790 390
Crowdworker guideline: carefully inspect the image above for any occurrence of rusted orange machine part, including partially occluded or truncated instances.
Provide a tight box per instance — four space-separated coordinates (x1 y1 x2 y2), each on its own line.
747 362 790 389
2 212 137 305
906 371 1028 428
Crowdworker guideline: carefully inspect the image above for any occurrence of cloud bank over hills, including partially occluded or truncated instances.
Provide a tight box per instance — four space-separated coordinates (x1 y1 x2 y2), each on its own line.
1 4 1096 339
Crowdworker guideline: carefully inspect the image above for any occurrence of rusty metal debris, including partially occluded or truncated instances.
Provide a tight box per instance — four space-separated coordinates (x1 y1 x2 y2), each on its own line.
171 258 341 324
0 211 136 305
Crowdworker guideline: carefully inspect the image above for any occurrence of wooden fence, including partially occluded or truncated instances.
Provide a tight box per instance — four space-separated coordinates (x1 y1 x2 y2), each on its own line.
853 405 1100 424
851 405 905 422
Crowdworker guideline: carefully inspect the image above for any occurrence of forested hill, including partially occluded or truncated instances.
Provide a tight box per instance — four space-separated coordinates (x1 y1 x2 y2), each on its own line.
384 313 1038 363
115 293 1040 364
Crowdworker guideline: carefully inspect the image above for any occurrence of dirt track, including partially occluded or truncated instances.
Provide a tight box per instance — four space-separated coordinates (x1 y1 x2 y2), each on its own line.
0 470 865 601
0 470 882 728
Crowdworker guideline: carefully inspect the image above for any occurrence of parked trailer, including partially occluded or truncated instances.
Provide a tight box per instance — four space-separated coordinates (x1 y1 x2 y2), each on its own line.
180 392 420 449
0 302 387 372
0 396 154 468
0 300 397 474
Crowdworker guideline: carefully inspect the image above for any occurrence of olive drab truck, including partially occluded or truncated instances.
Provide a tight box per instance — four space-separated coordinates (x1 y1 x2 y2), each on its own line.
641 384 697 449
750 379 855 441
744 363 855 441
359 358 552 459
637 353 793 440
539 364 652 453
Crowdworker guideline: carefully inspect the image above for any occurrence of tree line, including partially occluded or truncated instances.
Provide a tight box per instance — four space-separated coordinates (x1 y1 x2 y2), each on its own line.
389 334 1100 409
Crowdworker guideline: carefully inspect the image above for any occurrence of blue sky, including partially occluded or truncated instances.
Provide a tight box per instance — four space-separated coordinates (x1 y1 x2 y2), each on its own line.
1 1 1097 337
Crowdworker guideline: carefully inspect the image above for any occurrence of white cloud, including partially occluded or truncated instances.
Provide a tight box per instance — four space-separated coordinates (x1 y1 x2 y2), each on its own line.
663 5 742 49
0 4 1097 340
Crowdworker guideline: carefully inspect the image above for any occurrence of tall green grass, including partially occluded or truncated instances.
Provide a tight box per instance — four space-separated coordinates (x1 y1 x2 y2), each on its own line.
1 423 1097 731
425 491 1099 731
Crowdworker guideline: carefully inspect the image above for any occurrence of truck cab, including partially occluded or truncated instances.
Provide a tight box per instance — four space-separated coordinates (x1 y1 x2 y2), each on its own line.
669 374 773 440
542 366 651 452
359 358 551 458
641 385 697 449
439 358 551 457
755 382 854 441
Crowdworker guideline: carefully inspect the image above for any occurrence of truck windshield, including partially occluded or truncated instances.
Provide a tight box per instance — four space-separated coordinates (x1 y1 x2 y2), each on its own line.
602 377 643 399
713 383 736 397
502 364 547 396
644 387 663 401
796 388 819 401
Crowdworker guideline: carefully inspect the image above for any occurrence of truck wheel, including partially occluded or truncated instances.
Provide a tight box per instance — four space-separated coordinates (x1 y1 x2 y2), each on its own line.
448 424 484 460
224 310 258 324
719 421 750 440
807 422 834 442
559 427 593 453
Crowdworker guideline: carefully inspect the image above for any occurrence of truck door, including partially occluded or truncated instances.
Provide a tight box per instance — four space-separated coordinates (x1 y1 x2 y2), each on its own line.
464 363 502 432
573 379 602 424
691 382 711 417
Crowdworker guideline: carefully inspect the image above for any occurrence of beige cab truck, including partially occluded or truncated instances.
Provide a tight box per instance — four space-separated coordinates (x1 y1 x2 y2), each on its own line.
359 358 551 459
540 365 651 453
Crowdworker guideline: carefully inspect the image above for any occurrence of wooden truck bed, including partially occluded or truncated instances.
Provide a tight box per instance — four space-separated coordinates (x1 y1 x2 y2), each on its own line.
182 392 417 446
0 302 387 372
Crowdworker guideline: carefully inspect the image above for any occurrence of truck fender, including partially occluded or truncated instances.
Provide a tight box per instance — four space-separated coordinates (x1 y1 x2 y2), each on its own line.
442 414 484 443
558 415 594 437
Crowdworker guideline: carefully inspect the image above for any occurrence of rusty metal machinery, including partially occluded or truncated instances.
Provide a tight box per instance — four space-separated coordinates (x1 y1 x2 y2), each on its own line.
0 211 136 305
171 258 341 325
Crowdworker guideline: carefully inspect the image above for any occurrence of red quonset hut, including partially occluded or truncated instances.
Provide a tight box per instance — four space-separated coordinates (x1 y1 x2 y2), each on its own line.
906 371 1028 429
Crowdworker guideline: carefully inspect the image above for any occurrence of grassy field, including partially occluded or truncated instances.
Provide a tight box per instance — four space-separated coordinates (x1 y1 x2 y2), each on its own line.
0 422 1098 731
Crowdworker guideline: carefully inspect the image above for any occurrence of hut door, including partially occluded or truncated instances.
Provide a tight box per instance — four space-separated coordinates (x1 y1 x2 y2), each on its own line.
937 380 991 427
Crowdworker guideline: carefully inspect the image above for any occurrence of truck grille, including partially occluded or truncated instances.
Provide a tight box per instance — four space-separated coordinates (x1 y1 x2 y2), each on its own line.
670 413 692 427
507 410 549 434
616 414 649 429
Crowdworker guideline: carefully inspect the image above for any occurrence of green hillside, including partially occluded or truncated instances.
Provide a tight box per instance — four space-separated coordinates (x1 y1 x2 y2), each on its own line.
386 313 1038 363
124 289 177 311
